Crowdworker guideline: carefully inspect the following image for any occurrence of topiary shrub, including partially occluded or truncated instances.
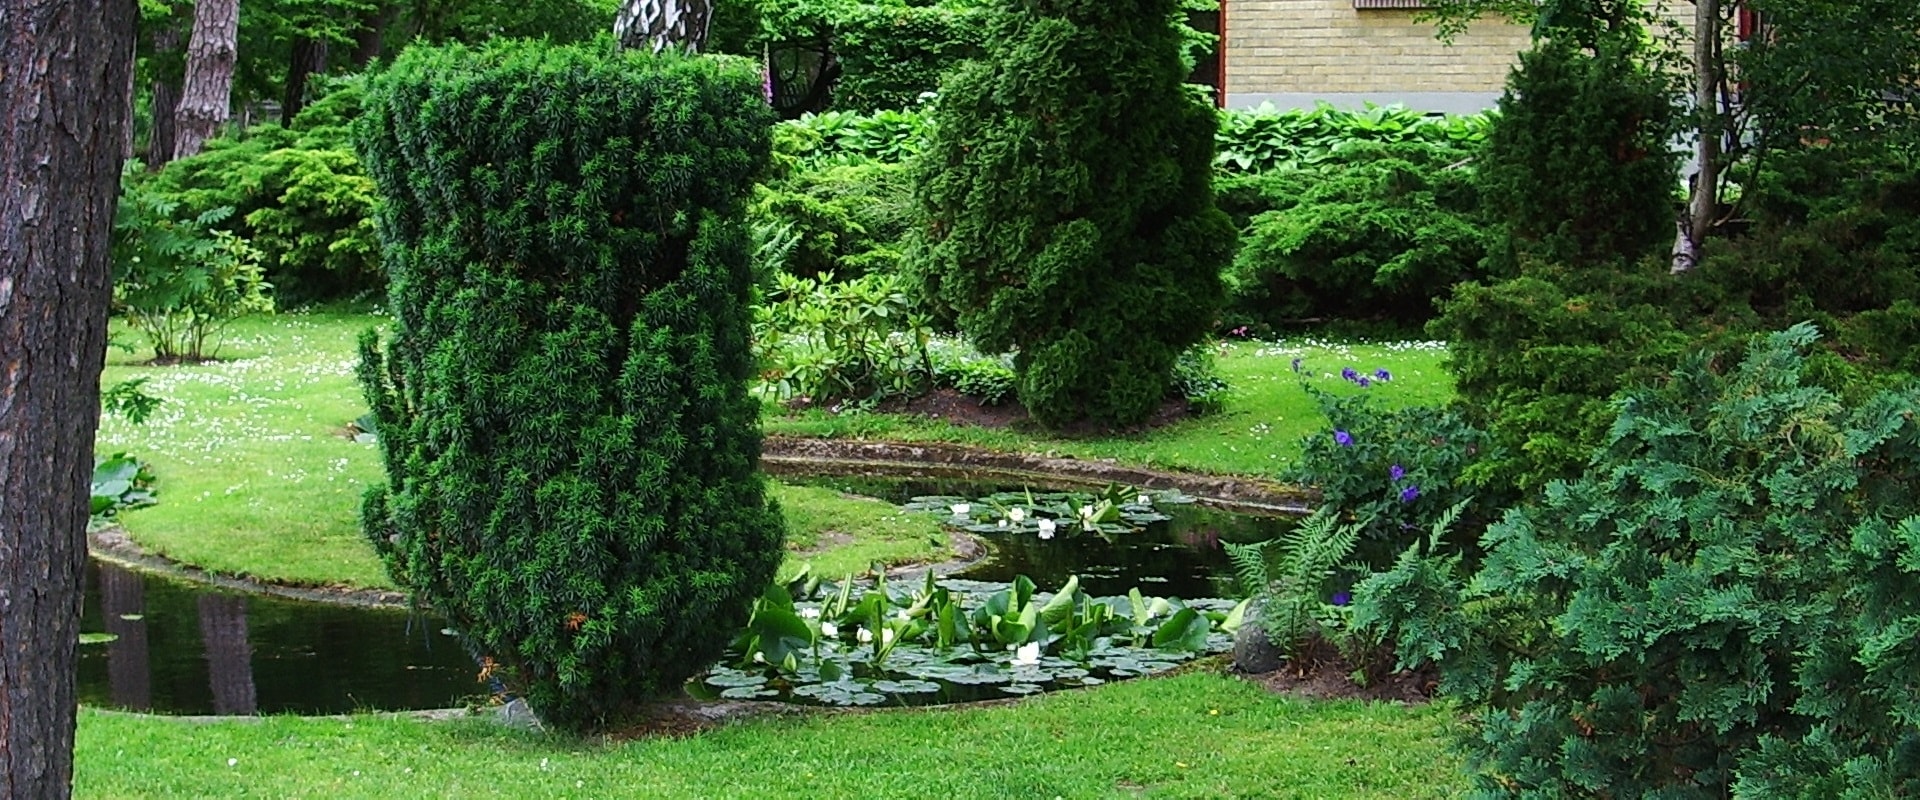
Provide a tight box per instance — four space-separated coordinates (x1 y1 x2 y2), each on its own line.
1428 325 1920 797
1477 35 1678 271
910 0 1232 429
354 40 784 733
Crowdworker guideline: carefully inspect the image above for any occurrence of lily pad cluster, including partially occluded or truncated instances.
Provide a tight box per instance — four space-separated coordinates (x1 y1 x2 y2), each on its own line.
902 484 1195 539
91 452 157 519
706 570 1244 707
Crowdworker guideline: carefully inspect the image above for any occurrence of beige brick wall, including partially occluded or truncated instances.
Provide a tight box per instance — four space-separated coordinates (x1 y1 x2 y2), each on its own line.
1223 1 1699 110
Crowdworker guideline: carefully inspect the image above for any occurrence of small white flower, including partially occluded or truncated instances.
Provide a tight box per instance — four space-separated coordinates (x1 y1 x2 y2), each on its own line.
1078 505 1096 519
1137 494 1153 506
856 626 873 643
950 503 971 517
1012 641 1041 666
820 621 837 637
799 607 820 619
881 628 896 644
1008 507 1027 523
227 758 238 767
998 519 1009 529
1037 518 1056 539
895 609 911 622
752 651 767 664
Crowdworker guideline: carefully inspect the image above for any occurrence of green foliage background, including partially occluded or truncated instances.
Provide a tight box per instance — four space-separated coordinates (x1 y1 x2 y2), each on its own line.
910 0 1231 428
353 40 783 731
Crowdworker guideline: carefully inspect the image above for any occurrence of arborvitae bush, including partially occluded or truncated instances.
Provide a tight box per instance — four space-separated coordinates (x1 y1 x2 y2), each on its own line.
1477 35 1678 271
353 40 782 732
910 0 1232 428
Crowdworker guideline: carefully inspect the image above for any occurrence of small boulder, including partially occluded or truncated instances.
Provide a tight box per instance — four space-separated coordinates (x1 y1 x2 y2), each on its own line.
1232 598 1284 673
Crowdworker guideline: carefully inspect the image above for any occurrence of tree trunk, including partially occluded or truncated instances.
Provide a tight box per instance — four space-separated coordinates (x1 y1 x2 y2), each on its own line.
1673 0 1722 273
101 565 152 711
352 4 392 67
172 0 241 160
0 0 137 793
197 595 257 715
281 37 330 126
146 24 185 168
613 0 712 53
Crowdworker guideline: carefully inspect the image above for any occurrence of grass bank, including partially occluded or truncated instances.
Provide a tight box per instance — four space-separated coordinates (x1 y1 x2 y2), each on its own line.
76 672 1465 799
98 313 1451 591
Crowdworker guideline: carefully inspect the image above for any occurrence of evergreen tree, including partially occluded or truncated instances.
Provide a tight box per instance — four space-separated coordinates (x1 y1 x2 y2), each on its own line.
910 0 1231 429
354 40 782 732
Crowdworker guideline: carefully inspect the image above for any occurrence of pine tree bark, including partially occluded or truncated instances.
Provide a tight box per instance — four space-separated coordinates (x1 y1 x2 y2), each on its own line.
173 0 241 160
613 0 712 53
146 24 185 168
352 4 392 67
282 37 330 126
0 0 137 794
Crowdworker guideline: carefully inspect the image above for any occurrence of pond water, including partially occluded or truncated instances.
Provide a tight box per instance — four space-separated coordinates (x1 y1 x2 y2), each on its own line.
77 561 485 716
785 475 1297 598
81 475 1299 715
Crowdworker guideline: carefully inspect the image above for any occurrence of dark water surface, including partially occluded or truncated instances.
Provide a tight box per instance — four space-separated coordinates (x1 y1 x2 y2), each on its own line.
785 475 1297 598
78 561 485 715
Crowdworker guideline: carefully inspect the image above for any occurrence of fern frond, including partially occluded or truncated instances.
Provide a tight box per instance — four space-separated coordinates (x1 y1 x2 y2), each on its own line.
1222 539 1274 596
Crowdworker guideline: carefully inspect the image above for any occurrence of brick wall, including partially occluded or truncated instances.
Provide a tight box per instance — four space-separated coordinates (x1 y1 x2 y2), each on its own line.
1223 1 1697 112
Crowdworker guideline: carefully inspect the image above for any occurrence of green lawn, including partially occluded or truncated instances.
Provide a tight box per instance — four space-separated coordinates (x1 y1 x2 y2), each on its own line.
99 314 1453 592
76 672 1467 799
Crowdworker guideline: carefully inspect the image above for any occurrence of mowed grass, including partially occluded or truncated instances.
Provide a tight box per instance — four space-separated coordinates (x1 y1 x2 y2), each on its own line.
764 337 1454 476
76 672 1467 799
98 313 1453 591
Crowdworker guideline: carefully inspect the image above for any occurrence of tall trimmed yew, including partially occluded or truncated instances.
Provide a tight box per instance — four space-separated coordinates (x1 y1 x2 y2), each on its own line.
910 0 1231 429
354 41 781 732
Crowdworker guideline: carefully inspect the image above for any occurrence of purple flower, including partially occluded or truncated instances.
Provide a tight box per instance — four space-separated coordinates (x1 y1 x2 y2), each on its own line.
1341 367 1359 382
1333 430 1353 447
1389 464 1405 482
1291 357 1302 373
1356 376 1371 388
1374 368 1392 381
1331 591 1351 607
1399 484 1421 503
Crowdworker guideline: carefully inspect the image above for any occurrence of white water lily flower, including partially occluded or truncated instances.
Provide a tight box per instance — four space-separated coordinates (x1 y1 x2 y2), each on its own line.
1137 494 1153 506
881 627 896 644
856 626 873 643
1008 507 1027 523
752 651 766 664
998 518 1009 529
1078 504 1096 519
950 503 971 517
1037 518 1056 539
799 607 820 619
820 621 837 637
1012 641 1041 666
896 609 911 621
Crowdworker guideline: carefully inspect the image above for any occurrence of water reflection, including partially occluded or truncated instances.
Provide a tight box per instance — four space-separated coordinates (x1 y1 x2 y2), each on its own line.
78 561 485 715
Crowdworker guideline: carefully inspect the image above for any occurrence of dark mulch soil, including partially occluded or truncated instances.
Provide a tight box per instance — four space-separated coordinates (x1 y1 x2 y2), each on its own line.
1243 644 1439 704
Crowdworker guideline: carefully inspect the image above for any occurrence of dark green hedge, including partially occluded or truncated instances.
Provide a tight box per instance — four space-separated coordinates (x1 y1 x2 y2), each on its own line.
354 40 782 732
910 0 1231 428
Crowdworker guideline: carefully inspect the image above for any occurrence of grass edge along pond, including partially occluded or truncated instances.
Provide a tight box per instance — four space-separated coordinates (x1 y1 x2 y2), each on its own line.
97 311 1451 592
76 672 1467 799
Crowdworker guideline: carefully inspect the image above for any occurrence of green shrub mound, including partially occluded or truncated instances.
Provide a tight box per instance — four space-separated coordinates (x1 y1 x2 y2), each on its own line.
1365 325 1920 797
910 0 1231 428
354 40 783 732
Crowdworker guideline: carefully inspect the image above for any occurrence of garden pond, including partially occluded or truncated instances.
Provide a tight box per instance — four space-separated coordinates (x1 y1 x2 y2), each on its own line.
79 477 1297 715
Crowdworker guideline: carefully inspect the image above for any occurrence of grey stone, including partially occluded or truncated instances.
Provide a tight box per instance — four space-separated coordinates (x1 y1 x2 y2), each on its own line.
1232 598 1284 674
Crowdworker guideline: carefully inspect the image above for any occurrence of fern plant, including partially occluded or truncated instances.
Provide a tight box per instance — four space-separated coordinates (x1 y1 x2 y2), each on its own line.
1224 509 1362 660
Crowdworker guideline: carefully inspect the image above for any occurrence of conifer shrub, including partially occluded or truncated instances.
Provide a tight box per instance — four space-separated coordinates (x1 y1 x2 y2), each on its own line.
1477 35 1678 271
1367 325 1920 797
909 0 1232 428
353 40 783 732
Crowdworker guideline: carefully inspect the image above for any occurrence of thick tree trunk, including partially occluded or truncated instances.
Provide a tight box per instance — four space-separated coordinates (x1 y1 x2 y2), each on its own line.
613 0 712 53
146 25 185 168
281 38 330 126
197 595 257 715
1673 0 1722 273
352 4 392 67
0 0 137 794
172 0 241 160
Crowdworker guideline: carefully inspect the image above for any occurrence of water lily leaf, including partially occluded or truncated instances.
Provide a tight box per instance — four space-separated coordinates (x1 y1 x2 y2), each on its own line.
871 679 940 694
704 671 770 688
719 686 780 699
1000 683 1044 695
1151 608 1211 652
